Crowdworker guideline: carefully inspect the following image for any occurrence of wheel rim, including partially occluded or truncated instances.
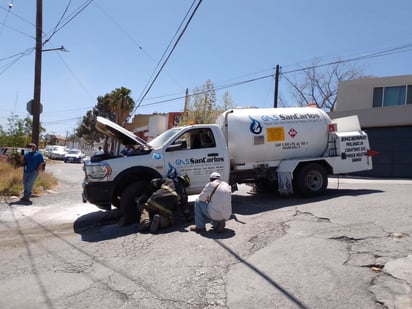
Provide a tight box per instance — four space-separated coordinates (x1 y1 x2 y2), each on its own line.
307 171 323 191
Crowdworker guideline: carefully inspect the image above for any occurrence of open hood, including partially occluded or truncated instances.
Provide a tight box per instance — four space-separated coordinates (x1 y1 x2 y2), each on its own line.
95 116 150 149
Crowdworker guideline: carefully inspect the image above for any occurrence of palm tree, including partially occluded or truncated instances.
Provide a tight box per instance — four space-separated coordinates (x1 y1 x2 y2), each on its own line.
109 87 135 125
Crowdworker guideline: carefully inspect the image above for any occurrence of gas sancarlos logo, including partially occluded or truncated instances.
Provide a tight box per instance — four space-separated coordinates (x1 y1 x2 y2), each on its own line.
167 162 178 179
278 113 320 120
260 112 321 122
248 116 262 134
175 156 225 166
249 112 321 135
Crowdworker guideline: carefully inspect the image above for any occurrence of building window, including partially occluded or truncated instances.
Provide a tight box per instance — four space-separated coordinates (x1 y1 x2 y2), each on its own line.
373 85 412 107
373 87 383 107
408 85 412 104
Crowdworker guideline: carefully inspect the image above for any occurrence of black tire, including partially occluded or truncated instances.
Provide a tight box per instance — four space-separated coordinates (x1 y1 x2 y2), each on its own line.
119 181 150 225
293 163 328 197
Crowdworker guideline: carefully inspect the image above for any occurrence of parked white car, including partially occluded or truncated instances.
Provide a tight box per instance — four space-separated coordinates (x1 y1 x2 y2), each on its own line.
64 149 86 163
43 145 53 157
49 146 68 160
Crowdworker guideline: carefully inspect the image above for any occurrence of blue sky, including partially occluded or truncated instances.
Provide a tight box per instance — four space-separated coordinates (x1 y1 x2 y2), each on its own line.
1 0 412 136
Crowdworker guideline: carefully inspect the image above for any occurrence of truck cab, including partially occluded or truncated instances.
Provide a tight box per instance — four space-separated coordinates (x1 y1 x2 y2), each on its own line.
82 116 229 216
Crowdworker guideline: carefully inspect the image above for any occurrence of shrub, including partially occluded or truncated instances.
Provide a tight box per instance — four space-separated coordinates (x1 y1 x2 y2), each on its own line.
0 161 58 197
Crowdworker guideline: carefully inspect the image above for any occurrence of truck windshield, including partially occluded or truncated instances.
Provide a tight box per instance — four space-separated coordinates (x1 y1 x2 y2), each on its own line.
148 127 183 148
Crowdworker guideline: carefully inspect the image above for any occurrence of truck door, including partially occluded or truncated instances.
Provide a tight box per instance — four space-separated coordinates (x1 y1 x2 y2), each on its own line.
164 128 226 194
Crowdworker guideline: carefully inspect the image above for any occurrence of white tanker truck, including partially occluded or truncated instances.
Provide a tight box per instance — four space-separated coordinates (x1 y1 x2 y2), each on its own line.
82 107 374 218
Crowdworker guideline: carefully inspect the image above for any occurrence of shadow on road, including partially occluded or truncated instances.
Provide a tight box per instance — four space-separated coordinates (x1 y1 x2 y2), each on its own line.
74 187 382 242
8 199 33 206
232 187 383 216
73 208 139 242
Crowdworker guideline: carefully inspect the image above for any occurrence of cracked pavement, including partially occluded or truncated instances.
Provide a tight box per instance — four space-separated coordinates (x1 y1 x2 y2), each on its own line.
0 162 411 308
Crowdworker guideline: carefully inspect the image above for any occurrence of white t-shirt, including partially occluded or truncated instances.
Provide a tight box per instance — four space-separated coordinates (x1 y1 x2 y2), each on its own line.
198 179 232 221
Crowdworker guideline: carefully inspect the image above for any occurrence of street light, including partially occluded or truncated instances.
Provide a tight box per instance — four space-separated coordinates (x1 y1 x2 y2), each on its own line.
42 46 69 52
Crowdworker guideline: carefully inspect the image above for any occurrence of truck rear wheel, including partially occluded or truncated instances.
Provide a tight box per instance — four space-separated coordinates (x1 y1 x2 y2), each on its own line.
119 181 150 226
294 163 327 197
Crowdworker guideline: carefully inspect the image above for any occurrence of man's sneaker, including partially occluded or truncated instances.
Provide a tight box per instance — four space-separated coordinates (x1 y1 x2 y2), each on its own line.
215 220 226 233
150 214 160 233
189 225 206 233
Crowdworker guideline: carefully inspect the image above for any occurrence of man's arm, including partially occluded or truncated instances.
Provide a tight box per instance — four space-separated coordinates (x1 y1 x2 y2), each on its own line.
37 161 45 171
198 182 213 202
36 154 45 171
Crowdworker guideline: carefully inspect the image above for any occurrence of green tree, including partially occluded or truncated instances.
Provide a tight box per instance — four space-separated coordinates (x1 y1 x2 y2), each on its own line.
0 114 32 147
181 80 235 125
76 110 102 145
109 87 135 125
76 87 135 143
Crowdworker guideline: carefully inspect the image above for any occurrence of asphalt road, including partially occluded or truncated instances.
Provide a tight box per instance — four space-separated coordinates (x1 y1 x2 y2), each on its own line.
1 161 411 309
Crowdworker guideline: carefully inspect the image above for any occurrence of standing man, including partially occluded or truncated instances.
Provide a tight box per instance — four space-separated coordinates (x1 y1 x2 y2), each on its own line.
189 172 232 234
21 143 45 202
94 146 104 155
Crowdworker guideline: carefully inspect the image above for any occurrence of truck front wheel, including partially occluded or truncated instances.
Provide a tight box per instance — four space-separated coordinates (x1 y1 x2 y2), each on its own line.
294 163 327 197
119 181 150 226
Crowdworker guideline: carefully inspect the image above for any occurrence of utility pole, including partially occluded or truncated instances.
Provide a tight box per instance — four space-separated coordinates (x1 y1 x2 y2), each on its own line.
274 64 280 108
32 0 43 146
183 88 189 119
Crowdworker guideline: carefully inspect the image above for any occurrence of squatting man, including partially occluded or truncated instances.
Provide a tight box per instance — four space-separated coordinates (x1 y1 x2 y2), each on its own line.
189 172 232 234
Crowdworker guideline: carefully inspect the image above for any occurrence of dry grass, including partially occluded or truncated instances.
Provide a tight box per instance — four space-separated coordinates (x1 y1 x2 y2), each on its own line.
0 161 58 197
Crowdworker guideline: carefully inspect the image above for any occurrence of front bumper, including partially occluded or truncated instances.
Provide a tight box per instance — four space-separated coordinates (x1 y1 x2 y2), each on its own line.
82 180 113 210
65 157 82 163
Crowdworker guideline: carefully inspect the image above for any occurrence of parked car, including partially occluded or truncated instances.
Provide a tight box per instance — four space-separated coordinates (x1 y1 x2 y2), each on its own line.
64 149 85 163
43 145 53 158
49 146 68 160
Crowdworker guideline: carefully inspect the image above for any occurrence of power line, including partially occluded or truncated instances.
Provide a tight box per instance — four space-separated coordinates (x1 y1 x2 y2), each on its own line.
0 21 34 39
0 3 36 27
42 0 72 45
0 0 16 38
132 0 203 114
137 42 412 109
139 74 273 108
136 0 198 102
43 0 94 46
0 47 34 75
92 1 144 51
282 42 412 75
42 116 82 125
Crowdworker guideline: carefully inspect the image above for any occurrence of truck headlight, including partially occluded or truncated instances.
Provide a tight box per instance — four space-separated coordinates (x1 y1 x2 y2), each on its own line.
85 162 112 179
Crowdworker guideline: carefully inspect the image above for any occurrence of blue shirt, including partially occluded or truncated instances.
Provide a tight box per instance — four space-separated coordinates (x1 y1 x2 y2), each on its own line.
24 151 45 173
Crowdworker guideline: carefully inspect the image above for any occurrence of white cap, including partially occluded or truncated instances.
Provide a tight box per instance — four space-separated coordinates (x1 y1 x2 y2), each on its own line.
209 172 221 179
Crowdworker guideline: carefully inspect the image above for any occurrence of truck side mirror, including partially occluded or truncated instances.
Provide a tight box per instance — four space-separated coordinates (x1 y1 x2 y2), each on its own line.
166 140 187 152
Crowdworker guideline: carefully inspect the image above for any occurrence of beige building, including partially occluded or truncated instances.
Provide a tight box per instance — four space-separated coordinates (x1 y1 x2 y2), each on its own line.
329 75 412 178
126 112 183 141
